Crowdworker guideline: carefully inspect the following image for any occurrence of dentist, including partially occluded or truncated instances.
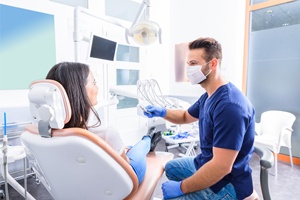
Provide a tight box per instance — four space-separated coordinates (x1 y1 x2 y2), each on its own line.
144 37 256 200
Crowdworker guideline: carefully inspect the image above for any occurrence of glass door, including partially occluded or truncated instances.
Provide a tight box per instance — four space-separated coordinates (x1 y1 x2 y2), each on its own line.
244 0 300 157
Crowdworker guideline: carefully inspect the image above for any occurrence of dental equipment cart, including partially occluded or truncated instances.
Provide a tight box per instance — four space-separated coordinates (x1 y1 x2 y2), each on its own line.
0 145 35 200
0 119 35 200
162 132 199 157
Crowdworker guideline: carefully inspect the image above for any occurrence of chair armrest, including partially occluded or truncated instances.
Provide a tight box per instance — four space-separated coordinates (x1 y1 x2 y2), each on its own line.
279 126 293 147
281 126 293 134
254 146 274 169
254 145 274 200
255 122 262 135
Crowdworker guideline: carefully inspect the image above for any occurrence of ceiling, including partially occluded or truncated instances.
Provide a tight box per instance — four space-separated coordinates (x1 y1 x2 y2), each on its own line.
49 0 88 8
50 0 300 32
251 0 300 31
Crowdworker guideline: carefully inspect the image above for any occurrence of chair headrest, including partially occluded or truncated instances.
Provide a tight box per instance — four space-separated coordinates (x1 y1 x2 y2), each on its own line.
28 80 72 137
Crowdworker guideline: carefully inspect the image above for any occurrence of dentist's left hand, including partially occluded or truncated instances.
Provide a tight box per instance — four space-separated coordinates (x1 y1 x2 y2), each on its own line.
161 180 184 199
143 105 166 118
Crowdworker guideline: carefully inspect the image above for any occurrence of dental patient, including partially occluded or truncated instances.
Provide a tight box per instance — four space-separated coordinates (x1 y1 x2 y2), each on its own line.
46 61 162 185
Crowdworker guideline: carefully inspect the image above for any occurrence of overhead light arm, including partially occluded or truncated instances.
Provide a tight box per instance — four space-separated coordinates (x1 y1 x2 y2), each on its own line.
131 0 148 28
74 2 162 61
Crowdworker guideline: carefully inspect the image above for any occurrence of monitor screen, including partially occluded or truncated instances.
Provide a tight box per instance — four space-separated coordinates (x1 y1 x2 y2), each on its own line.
88 34 117 61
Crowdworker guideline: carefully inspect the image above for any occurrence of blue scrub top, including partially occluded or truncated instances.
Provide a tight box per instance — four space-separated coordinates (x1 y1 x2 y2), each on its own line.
188 82 255 200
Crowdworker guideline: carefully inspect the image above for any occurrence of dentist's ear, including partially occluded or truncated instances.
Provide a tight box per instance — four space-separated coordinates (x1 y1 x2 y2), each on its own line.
210 58 219 70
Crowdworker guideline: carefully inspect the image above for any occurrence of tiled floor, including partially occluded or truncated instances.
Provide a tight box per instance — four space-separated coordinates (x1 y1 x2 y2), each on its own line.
1 139 299 200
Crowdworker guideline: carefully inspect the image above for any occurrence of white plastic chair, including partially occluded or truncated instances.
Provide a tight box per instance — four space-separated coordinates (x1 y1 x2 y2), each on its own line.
254 110 296 177
20 80 174 200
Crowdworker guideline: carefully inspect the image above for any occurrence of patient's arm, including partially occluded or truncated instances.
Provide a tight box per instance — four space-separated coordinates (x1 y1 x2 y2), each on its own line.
121 149 130 164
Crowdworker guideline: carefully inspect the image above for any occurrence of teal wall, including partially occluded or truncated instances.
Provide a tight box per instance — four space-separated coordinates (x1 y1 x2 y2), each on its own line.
0 4 56 90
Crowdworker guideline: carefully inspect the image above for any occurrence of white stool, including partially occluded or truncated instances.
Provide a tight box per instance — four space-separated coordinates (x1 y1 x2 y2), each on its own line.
0 145 35 200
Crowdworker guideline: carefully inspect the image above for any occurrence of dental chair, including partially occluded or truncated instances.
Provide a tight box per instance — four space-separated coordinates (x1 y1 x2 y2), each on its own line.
20 80 174 200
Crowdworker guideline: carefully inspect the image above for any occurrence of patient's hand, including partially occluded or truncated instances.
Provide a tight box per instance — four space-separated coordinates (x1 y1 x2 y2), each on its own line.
125 147 131 153
121 149 130 164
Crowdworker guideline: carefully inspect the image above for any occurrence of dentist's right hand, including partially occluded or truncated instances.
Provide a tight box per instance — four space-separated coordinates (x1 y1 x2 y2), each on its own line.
144 105 167 118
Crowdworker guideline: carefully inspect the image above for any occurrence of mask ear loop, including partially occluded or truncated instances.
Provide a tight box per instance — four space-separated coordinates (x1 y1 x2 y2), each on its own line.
203 60 212 77
205 69 212 77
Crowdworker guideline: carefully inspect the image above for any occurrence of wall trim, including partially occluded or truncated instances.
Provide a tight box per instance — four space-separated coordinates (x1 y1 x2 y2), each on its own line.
278 154 300 166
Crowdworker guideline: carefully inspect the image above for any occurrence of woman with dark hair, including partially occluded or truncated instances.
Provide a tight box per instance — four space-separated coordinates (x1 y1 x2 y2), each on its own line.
46 61 162 185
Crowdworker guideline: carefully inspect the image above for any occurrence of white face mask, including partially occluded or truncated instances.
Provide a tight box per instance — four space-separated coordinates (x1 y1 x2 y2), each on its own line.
186 63 211 85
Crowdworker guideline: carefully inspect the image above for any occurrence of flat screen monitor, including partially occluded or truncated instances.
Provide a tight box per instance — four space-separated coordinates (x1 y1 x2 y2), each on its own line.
88 34 117 61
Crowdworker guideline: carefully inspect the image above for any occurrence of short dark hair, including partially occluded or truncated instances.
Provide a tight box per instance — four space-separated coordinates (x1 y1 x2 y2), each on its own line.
46 62 101 129
189 37 222 64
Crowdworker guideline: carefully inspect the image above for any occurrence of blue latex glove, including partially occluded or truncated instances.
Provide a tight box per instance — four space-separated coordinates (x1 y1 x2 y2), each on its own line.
162 180 184 199
143 105 167 118
171 132 190 140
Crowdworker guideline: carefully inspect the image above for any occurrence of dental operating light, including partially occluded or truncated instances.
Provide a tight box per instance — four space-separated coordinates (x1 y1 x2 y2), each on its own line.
126 0 162 46
127 20 161 46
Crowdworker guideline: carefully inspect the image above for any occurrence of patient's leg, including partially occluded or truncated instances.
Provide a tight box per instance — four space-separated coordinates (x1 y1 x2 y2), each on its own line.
126 136 151 184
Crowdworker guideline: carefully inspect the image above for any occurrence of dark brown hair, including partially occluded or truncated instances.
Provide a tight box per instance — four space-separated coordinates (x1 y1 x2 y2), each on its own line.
189 37 222 65
46 62 101 129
